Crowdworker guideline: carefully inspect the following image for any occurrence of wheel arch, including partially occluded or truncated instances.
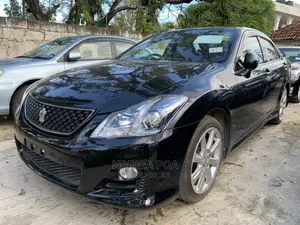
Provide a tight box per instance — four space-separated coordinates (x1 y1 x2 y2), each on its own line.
206 107 231 157
9 79 40 114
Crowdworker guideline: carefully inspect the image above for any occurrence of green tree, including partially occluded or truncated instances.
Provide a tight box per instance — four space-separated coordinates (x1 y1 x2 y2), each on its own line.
160 21 177 32
135 0 163 35
4 0 23 18
67 0 138 27
178 0 275 36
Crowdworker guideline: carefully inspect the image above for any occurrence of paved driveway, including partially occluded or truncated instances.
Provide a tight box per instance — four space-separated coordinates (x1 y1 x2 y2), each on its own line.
0 105 300 225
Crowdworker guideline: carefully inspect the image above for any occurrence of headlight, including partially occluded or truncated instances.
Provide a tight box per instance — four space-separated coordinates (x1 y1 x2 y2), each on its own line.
91 95 188 139
0 70 4 77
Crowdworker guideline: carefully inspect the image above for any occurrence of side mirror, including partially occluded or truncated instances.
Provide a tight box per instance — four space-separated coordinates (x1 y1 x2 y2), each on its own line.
69 52 81 61
243 52 259 71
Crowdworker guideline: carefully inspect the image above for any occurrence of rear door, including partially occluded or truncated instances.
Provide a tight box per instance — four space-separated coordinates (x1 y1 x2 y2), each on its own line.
257 37 288 114
64 39 113 71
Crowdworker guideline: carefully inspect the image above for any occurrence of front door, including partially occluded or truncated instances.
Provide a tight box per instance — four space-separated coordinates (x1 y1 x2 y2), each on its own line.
232 35 273 143
64 40 113 71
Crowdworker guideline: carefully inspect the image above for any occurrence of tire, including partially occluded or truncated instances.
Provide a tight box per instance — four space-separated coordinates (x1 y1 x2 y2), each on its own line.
11 85 30 117
269 86 288 125
289 84 300 103
179 115 224 203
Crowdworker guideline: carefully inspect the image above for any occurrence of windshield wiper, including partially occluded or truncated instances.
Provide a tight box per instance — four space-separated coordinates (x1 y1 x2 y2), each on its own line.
31 56 51 60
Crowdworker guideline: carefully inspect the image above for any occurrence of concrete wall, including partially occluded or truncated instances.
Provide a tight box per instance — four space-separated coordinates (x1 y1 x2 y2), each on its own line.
0 17 144 59
274 2 300 30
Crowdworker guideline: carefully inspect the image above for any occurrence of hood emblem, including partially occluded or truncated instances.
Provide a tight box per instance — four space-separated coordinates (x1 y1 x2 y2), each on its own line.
39 108 47 123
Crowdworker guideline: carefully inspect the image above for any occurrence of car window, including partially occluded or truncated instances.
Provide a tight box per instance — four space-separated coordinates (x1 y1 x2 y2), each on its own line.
279 48 300 63
235 36 263 71
71 41 112 60
119 29 236 63
114 42 134 55
258 38 279 62
21 37 79 60
239 36 263 64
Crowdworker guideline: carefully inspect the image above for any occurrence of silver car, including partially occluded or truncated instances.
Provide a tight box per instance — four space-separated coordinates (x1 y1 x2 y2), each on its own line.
279 46 300 103
0 35 136 116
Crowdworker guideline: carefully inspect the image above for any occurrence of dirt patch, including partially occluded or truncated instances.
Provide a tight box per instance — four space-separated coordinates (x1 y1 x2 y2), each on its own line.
0 117 14 142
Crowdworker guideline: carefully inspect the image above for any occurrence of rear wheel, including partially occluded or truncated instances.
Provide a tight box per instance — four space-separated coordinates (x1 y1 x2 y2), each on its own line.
270 87 288 125
179 116 224 203
11 85 30 117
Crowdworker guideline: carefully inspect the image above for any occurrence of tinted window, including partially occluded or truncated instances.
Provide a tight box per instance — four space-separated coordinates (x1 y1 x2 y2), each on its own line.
259 38 279 62
240 36 263 64
71 41 112 60
119 29 236 63
115 42 134 55
279 48 300 63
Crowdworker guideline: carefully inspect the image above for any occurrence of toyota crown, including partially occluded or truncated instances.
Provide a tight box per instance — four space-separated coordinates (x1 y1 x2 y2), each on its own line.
14 27 290 208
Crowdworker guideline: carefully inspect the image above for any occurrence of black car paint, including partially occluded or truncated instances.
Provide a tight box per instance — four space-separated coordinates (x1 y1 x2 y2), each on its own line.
14 28 290 208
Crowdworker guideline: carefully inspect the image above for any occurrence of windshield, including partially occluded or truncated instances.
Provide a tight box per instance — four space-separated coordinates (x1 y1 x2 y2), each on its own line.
279 48 300 63
119 29 235 63
21 37 79 60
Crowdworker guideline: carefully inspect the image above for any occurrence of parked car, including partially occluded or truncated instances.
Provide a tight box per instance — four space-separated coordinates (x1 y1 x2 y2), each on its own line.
0 35 136 116
279 47 300 103
15 27 290 208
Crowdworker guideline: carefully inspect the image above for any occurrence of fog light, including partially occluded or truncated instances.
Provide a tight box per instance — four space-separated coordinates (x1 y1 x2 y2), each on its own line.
119 167 138 180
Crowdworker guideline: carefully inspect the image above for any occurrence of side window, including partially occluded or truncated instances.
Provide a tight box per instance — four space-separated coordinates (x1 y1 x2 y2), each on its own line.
258 38 280 62
240 36 264 64
114 42 134 55
71 41 112 60
236 36 263 71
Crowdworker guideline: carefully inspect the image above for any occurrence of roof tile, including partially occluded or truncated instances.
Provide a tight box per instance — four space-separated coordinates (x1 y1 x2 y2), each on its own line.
272 21 300 41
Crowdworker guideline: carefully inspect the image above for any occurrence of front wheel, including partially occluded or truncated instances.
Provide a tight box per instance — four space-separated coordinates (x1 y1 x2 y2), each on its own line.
269 87 288 125
179 116 224 203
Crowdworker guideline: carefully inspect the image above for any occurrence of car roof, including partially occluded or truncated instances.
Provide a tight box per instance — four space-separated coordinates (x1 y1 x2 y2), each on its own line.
279 46 300 49
54 35 137 43
161 27 268 38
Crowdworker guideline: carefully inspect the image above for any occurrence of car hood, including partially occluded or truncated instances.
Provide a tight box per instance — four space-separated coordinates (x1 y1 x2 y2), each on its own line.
0 58 48 70
30 60 217 113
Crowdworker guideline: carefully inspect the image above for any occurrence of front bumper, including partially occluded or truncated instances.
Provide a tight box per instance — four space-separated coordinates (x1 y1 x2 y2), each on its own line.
0 81 16 115
14 112 196 208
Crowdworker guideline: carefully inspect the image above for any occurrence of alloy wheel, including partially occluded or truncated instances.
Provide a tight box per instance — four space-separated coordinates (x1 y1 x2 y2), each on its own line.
279 88 287 121
190 127 222 195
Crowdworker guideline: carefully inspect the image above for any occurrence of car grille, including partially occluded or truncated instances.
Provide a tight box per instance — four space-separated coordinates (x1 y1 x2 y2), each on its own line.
23 147 81 187
24 95 94 135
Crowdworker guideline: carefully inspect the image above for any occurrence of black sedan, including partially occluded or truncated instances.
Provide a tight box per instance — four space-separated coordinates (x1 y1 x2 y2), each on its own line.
14 27 290 208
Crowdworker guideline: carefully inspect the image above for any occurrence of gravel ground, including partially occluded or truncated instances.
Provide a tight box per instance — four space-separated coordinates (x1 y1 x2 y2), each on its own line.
0 117 14 142
0 104 300 225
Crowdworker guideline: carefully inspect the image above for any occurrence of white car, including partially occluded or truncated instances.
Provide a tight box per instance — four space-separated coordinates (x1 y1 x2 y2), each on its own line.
0 35 136 116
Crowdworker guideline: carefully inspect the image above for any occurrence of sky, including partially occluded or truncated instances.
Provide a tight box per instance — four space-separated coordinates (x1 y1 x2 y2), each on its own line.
1 0 300 23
